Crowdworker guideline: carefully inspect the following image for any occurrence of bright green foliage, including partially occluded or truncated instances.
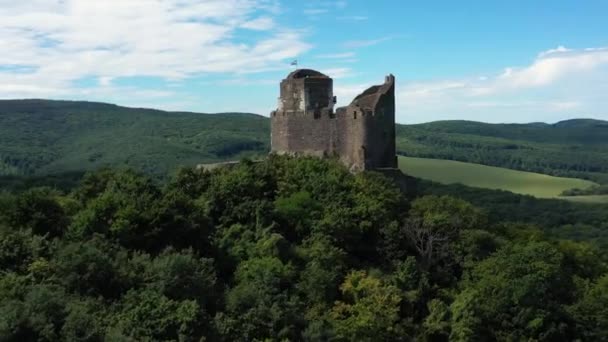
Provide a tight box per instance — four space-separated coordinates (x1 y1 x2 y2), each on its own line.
330 271 405 341
109 289 201 341
409 195 487 231
422 299 451 341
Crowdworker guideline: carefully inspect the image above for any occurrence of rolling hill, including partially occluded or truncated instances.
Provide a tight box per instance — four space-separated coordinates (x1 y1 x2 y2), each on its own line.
396 119 608 184
1 99 607 187
0 99 269 177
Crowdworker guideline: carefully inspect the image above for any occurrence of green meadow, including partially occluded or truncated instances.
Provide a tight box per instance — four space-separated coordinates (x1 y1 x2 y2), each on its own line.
398 156 606 200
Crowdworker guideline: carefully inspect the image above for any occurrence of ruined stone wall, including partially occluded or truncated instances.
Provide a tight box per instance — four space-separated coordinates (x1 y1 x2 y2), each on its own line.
272 70 335 155
334 74 397 170
334 106 366 171
362 75 397 168
271 111 337 156
271 69 396 171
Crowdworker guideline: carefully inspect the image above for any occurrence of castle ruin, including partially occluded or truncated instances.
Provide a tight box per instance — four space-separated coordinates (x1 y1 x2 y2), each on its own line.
270 69 397 171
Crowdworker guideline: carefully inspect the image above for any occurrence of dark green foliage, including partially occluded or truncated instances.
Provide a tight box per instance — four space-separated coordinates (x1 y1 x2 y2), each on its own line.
451 242 576 341
0 156 605 341
569 274 608 340
420 180 608 248
1 188 68 237
108 289 202 341
562 184 608 196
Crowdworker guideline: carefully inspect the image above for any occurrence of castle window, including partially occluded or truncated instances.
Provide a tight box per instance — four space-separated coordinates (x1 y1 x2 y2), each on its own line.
353 111 357 119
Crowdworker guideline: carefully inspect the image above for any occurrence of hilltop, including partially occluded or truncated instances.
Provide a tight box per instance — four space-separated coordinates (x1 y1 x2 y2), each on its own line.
1 99 607 184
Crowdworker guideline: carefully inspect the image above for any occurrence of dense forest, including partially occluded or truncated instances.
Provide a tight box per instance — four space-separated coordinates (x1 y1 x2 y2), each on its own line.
0 100 269 177
396 120 608 184
2 100 607 185
1 156 606 341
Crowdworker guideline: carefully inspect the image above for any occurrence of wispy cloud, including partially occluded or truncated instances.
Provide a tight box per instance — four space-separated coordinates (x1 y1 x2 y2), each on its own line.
304 8 329 15
315 52 356 59
322 67 353 79
334 84 370 106
241 16 275 31
337 15 368 21
343 36 392 48
0 0 310 99
304 0 347 17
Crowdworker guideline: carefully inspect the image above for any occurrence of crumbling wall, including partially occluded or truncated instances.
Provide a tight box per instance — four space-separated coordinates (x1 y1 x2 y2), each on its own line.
270 69 396 171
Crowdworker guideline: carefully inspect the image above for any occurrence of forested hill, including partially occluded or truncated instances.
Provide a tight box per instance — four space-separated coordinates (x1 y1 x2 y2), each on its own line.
397 119 608 184
1 99 607 183
404 119 608 144
0 99 269 176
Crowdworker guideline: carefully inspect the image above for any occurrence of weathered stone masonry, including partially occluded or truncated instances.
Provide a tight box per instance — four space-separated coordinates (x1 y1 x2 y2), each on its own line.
270 69 397 171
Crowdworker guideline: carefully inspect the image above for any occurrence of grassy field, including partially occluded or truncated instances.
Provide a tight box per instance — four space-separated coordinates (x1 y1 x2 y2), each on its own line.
398 156 606 200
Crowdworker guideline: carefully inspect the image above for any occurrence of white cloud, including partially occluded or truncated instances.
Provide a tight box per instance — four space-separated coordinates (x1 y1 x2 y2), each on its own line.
0 0 310 99
322 67 353 79
241 17 275 30
490 47 608 91
304 8 329 15
400 81 467 102
315 52 355 59
390 46 608 123
98 77 113 87
550 101 581 111
333 84 367 106
538 45 571 58
343 36 391 48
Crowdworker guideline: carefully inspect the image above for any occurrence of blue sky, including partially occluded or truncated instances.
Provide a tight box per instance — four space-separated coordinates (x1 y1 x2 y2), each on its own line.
1 0 607 123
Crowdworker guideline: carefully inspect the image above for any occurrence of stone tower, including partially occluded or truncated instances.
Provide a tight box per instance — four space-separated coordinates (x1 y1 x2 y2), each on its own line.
271 69 397 171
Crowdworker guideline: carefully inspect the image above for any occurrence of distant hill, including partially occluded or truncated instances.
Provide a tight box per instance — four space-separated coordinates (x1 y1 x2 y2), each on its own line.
1 99 607 183
0 99 269 177
397 119 608 184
